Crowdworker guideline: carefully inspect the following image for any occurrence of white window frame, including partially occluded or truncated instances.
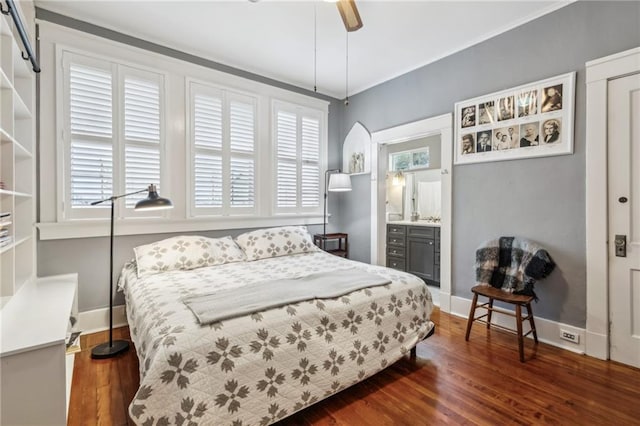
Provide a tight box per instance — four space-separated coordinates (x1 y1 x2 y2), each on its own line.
389 147 431 172
272 99 327 215
38 22 330 240
187 79 259 218
57 47 168 221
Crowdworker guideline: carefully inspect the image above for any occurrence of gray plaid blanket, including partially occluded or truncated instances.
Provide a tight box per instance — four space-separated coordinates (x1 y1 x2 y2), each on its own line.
475 237 555 299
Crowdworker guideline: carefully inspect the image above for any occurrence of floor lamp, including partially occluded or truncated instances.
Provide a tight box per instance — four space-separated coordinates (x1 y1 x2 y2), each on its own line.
323 169 352 237
90 184 173 359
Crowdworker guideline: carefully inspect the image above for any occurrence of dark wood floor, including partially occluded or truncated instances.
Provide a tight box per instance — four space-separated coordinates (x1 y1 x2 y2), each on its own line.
69 308 640 426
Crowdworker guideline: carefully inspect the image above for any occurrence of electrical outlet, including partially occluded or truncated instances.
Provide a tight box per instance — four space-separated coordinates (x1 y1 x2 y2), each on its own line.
560 329 580 344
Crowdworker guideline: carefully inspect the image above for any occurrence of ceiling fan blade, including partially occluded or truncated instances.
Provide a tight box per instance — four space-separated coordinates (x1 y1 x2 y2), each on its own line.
336 0 363 32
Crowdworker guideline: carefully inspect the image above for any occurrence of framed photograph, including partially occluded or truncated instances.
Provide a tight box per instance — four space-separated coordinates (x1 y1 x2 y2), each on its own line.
454 72 575 165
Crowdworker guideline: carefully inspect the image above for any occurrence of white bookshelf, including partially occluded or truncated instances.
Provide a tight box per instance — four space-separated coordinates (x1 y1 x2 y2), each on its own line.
0 5 36 303
0 3 79 423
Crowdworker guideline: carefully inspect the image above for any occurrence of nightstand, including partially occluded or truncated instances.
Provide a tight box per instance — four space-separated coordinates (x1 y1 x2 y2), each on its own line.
314 233 348 258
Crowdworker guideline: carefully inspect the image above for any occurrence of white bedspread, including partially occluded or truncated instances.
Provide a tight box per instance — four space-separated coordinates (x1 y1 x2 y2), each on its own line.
119 250 433 425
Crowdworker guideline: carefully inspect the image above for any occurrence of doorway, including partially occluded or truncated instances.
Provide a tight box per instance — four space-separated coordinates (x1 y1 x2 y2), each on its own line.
370 114 453 312
585 47 640 365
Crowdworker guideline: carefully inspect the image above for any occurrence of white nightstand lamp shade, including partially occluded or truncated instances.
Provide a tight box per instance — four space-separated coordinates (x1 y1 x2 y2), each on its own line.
323 170 352 237
328 173 352 192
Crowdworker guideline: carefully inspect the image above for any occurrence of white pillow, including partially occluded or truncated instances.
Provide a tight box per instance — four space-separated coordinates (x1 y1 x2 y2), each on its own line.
235 226 318 261
134 235 246 277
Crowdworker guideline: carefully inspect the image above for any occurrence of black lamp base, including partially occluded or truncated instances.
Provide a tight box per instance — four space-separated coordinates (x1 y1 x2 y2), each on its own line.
91 339 130 359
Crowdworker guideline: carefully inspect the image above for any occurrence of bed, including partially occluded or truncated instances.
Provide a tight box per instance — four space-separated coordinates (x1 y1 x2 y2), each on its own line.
119 227 434 425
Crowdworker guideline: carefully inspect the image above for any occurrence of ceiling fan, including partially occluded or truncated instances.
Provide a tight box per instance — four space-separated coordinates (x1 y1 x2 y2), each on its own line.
336 0 363 32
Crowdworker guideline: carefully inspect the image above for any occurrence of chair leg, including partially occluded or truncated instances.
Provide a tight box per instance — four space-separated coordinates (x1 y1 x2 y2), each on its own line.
516 304 524 362
526 303 538 344
465 292 479 341
486 297 494 329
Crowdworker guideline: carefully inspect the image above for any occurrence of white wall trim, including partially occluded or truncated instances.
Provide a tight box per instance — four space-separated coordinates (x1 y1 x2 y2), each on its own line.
370 113 452 312
450 295 586 355
38 21 330 239
78 305 127 335
37 214 325 240
585 46 640 360
82 295 588 355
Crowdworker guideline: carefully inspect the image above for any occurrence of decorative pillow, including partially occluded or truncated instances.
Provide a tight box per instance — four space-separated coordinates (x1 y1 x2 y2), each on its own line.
235 226 318 261
134 235 246 277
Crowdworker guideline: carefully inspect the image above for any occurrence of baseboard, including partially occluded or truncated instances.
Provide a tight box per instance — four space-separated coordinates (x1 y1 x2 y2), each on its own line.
78 305 127 335
438 291 451 313
585 330 608 360
451 295 586 354
80 297 588 355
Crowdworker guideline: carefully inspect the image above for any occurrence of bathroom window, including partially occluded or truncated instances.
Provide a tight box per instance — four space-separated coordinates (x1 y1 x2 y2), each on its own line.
389 147 429 171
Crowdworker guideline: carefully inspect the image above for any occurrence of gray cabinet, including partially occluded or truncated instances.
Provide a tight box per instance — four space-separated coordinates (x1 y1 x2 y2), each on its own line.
386 224 440 286
386 224 406 271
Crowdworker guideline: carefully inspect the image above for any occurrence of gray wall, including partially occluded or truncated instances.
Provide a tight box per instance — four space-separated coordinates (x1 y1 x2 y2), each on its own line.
338 1 640 327
36 9 344 312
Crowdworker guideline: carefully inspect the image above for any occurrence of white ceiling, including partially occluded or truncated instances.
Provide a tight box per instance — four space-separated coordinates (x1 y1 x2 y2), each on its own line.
36 0 572 99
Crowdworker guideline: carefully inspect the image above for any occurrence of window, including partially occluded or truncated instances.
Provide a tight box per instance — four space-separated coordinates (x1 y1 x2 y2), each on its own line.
44 27 331 239
62 51 165 219
189 82 257 216
389 147 430 172
274 102 324 213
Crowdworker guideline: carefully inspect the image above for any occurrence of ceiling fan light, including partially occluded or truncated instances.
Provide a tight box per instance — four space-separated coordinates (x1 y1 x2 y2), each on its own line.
336 0 363 32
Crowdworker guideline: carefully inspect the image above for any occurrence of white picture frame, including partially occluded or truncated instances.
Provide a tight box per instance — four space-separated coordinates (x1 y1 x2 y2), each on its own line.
454 72 575 165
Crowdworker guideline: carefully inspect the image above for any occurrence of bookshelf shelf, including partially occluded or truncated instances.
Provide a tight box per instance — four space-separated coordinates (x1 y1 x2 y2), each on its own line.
0 6 35 300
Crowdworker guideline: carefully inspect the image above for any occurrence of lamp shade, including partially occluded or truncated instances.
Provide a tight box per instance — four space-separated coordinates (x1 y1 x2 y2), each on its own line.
328 173 352 192
134 184 173 211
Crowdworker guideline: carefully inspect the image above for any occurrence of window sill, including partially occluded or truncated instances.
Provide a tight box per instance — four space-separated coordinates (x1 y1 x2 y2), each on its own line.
37 215 325 240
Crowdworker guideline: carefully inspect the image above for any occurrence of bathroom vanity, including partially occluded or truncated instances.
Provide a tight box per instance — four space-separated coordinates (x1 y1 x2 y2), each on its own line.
386 222 440 287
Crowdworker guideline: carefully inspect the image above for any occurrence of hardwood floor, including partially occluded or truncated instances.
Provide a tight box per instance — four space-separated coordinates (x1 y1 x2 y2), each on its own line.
69 308 640 425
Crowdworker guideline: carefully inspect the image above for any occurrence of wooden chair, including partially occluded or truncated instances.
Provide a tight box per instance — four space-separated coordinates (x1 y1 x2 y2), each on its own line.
464 285 538 362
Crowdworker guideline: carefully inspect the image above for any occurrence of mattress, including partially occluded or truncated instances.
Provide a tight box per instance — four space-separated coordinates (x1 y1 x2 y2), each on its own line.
119 250 434 425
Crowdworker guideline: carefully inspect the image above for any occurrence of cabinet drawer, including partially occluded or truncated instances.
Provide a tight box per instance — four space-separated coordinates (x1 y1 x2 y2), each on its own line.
387 246 405 257
407 226 435 239
386 256 406 271
387 235 405 247
387 224 406 235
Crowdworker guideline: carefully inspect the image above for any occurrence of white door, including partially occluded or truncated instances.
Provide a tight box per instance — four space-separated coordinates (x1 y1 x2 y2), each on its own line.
608 72 640 368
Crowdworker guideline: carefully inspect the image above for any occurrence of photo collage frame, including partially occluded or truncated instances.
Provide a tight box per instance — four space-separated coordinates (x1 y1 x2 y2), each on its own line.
454 72 575 165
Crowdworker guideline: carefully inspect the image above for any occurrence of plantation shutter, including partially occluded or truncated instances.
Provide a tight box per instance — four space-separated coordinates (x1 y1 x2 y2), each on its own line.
193 93 223 208
190 85 256 215
123 74 161 208
275 105 322 211
229 99 255 208
301 116 320 207
276 110 297 208
68 63 113 207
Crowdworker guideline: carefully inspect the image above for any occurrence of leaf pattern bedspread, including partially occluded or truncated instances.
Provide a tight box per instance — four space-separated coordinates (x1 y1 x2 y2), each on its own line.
119 250 434 425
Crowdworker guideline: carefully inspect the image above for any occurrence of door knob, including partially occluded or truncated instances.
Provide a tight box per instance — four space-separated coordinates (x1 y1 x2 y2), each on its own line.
615 234 626 257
